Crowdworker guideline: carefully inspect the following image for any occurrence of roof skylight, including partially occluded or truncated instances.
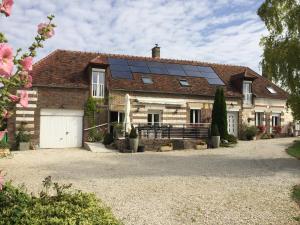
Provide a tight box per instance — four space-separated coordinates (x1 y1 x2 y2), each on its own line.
266 86 277 94
179 79 190 87
142 77 153 84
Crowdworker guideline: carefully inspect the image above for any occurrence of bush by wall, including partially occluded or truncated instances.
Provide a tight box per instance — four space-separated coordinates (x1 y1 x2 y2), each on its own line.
0 177 121 225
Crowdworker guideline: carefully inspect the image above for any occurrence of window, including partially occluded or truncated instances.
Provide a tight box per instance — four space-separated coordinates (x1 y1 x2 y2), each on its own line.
243 81 252 105
190 109 201 124
142 77 153 84
272 113 281 127
266 86 277 94
110 111 124 123
148 112 160 126
255 112 264 126
179 79 190 87
92 68 105 98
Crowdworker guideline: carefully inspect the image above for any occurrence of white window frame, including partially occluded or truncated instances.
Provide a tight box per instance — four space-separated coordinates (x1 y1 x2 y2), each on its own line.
91 68 105 98
255 112 264 126
117 112 124 123
147 112 161 126
243 81 252 105
190 109 201 124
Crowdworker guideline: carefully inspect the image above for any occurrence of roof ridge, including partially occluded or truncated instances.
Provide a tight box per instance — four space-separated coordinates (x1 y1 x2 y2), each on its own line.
33 49 60 67
55 49 247 69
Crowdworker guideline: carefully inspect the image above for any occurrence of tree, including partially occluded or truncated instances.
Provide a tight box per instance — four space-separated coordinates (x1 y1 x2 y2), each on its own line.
258 0 300 120
0 0 56 140
211 88 228 139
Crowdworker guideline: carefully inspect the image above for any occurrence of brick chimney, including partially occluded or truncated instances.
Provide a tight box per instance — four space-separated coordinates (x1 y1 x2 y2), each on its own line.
152 44 160 59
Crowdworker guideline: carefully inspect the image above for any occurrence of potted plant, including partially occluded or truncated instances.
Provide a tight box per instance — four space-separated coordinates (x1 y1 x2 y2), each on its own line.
0 140 10 157
129 125 139 153
16 126 31 151
195 140 207 150
160 142 173 152
211 124 220 148
113 123 124 139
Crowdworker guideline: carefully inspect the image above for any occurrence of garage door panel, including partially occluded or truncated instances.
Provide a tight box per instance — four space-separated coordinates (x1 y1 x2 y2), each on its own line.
40 109 83 149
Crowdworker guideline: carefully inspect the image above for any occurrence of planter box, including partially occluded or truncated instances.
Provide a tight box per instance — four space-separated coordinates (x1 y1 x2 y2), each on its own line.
19 142 30 151
195 144 207 150
211 136 220 148
129 138 139 153
0 148 10 157
159 145 173 152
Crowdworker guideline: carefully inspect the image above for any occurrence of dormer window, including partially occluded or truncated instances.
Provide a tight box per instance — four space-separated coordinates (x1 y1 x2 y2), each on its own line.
266 86 277 94
92 68 105 98
243 81 252 105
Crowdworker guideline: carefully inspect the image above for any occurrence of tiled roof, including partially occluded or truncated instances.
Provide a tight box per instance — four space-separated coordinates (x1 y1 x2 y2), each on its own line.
32 49 288 100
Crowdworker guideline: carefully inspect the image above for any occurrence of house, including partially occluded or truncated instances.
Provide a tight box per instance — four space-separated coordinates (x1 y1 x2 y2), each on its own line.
8 46 294 149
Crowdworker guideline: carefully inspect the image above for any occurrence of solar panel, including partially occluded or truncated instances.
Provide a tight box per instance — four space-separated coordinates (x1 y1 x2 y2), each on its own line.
108 58 128 65
130 66 150 73
110 64 130 72
167 69 186 76
148 66 169 74
108 58 224 85
182 65 199 71
206 78 224 85
164 63 182 70
128 60 148 67
200 72 219 79
197 66 215 73
147 61 165 68
111 70 132 79
185 70 202 77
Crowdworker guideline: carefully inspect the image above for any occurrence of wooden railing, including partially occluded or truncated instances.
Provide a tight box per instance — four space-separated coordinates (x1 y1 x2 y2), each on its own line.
134 123 210 139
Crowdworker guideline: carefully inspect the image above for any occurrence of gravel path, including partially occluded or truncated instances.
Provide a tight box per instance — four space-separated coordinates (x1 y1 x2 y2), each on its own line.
1 137 300 224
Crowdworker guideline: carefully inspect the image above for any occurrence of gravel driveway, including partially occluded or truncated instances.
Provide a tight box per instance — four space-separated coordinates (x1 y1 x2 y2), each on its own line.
2 137 300 225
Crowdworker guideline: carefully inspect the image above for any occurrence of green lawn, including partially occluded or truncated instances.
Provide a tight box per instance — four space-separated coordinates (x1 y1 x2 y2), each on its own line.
286 141 300 159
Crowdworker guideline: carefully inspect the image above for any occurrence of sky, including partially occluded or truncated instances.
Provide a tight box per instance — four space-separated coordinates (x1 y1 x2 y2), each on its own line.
0 0 267 73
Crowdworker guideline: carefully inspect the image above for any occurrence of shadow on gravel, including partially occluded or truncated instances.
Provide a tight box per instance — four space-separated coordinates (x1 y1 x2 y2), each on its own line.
39 153 300 180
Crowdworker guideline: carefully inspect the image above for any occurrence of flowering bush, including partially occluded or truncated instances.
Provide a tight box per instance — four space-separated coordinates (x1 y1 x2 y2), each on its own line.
257 125 266 134
273 126 282 134
0 176 121 225
0 0 56 138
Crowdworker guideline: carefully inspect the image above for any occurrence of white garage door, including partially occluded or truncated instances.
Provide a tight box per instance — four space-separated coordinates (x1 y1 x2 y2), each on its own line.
40 109 83 148
227 111 238 137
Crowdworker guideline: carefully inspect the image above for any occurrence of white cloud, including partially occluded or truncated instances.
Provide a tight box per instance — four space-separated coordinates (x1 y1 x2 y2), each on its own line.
0 0 266 72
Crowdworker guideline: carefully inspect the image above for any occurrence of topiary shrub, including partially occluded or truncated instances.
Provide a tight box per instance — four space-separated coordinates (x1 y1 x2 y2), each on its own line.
102 133 114 145
226 134 238 144
240 125 257 140
129 125 138 139
211 124 220 136
0 176 121 225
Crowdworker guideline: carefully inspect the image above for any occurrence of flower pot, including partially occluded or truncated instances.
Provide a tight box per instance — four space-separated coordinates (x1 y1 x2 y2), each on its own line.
160 145 173 152
19 142 30 151
195 144 207 150
129 138 139 153
211 136 220 148
0 148 10 157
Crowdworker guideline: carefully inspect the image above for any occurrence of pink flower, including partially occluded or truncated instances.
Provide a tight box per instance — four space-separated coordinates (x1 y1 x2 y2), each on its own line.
8 94 19 102
0 130 7 140
20 90 28 107
0 174 4 191
0 0 13 17
38 23 55 39
0 43 14 78
1 109 8 118
21 56 33 72
24 75 32 88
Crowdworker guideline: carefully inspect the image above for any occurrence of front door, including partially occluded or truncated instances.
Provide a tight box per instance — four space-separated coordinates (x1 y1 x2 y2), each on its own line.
227 112 238 137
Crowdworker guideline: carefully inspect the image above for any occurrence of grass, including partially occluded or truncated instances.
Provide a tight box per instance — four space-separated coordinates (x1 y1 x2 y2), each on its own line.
289 141 300 221
286 140 300 159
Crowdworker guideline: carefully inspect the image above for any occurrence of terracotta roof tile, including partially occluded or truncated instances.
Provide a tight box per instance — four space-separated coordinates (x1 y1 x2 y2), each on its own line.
32 49 288 100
